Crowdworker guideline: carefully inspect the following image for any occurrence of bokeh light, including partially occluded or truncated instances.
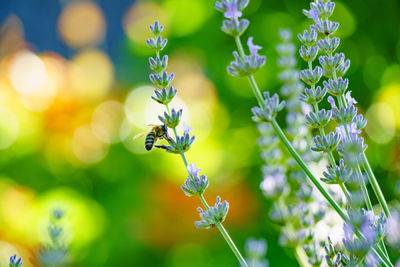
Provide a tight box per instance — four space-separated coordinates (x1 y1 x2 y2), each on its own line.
376 84 400 129
0 107 19 149
68 49 114 103
123 2 168 47
163 0 210 37
91 100 125 144
72 124 109 165
58 1 106 48
365 103 395 144
8 50 57 111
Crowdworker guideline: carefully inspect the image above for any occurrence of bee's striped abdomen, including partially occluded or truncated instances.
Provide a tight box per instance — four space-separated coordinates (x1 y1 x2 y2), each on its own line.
145 132 156 151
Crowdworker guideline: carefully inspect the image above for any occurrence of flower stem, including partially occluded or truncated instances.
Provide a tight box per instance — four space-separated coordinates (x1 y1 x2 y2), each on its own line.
339 182 351 204
338 84 391 218
164 104 248 267
355 165 373 210
271 119 347 220
199 195 248 267
234 36 264 107
336 97 390 260
361 153 391 217
295 246 312 267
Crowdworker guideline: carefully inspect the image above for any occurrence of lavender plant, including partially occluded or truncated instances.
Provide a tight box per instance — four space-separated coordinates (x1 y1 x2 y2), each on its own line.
259 29 329 265
215 0 394 266
9 255 23 267
144 21 248 266
39 209 69 266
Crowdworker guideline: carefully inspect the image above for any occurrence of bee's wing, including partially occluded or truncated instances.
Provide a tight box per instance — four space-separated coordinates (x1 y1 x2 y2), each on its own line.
133 132 147 140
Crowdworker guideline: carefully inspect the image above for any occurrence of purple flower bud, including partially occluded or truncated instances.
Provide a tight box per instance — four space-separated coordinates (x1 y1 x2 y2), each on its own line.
224 2 242 19
345 91 357 106
335 123 361 141
247 37 262 55
327 96 336 108
303 8 320 24
183 122 193 135
187 163 201 178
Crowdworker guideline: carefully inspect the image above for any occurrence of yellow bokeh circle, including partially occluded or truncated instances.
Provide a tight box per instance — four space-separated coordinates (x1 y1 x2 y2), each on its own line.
58 1 106 48
68 49 114 103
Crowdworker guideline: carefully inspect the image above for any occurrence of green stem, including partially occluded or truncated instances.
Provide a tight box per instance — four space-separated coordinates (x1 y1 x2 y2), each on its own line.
339 182 351 204
234 36 264 107
271 119 347 219
337 77 391 218
295 246 312 267
163 103 247 266
199 195 248 267
361 153 391 217
337 98 390 259
355 165 373 210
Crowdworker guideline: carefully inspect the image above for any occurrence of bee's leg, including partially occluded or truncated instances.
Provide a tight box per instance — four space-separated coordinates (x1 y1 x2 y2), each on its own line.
163 132 173 142
154 144 169 152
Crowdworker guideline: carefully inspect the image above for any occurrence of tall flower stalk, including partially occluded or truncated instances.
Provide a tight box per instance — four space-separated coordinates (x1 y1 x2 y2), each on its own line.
214 0 393 266
258 29 329 266
145 21 247 266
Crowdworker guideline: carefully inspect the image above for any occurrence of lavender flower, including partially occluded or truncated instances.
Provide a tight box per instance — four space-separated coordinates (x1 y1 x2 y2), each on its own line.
335 123 361 141
182 121 193 135
182 163 209 196
39 209 69 266
145 20 247 266
386 209 400 248
251 92 286 122
298 29 317 47
9 255 23 267
345 91 357 106
224 2 242 19
215 0 249 13
245 238 269 267
227 38 266 77
247 37 262 55
260 170 286 198
195 196 229 229
303 8 320 24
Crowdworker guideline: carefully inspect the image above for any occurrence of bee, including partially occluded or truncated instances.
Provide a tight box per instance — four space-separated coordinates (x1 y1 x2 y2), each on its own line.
133 124 168 151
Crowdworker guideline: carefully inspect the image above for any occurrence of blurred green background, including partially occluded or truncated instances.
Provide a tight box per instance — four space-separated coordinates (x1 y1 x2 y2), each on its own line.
0 0 399 266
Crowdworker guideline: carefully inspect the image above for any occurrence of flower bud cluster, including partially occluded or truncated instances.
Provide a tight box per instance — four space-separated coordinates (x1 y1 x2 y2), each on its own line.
227 38 266 77
181 163 209 197
215 2 266 77
311 131 341 152
215 0 249 37
340 209 386 264
39 209 69 266
305 109 331 128
321 159 351 184
195 196 229 229
251 92 286 122
9 255 23 267
324 237 349 266
158 108 182 128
